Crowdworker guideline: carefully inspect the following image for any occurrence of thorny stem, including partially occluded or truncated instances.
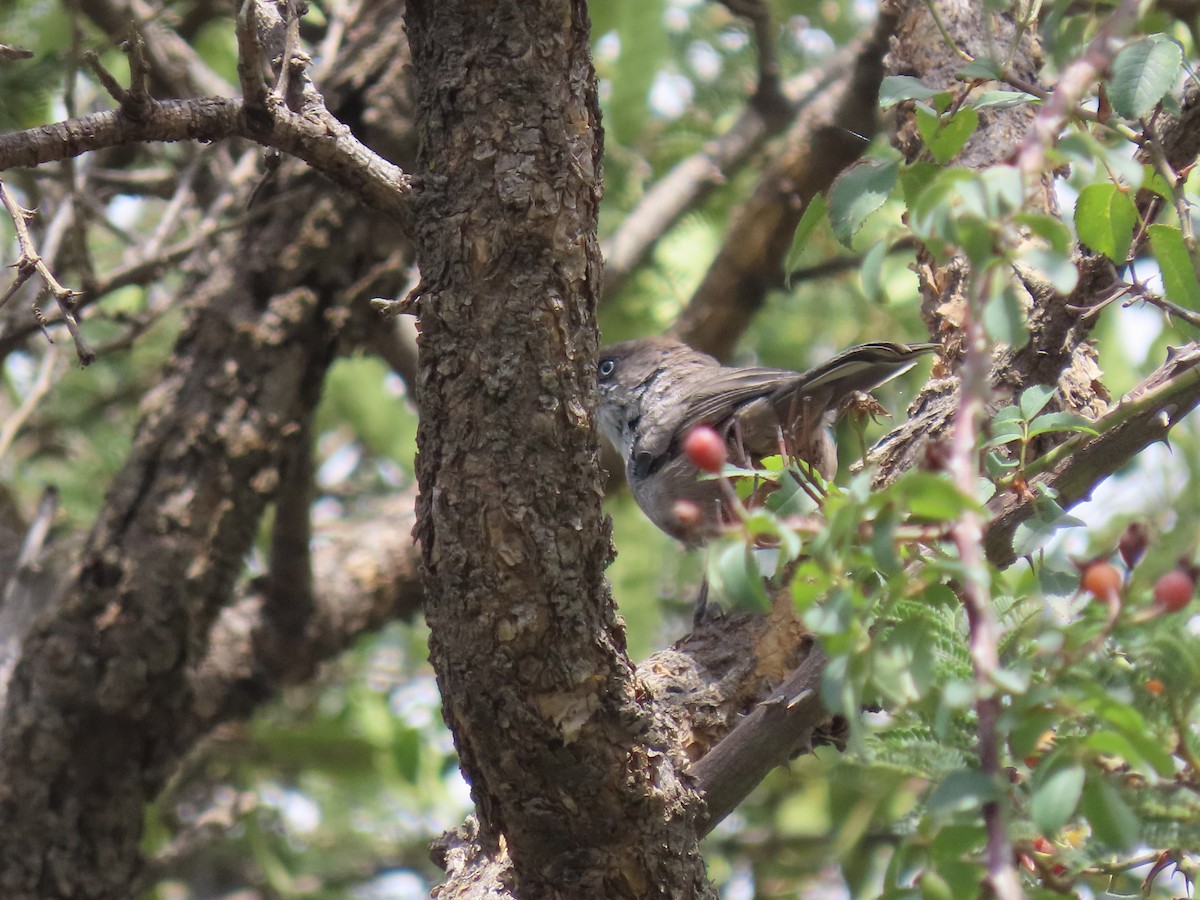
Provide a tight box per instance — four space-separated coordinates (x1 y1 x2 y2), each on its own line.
948 268 1023 900
0 180 95 365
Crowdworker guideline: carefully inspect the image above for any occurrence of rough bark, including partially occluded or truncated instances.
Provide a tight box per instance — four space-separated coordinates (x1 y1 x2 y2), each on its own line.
405 1 711 896
874 0 1064 484
0 5 417 897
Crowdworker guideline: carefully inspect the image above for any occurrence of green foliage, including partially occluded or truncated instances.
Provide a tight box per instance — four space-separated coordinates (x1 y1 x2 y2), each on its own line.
695 412 1200 897
4 0 1200 897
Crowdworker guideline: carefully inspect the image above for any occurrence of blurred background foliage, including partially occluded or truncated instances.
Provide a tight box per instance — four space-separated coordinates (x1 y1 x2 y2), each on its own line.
2 0 1200 897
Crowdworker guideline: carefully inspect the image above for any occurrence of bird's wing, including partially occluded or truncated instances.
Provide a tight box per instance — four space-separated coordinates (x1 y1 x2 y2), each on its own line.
676 367 798 431
629 368 791 472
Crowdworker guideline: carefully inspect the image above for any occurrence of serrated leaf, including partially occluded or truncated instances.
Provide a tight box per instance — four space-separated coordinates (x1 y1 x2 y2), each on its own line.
860 239 888 302
879 74 940 106
1019 385 1056 420
1074 183 1137 263
916 106 980 165
1031 763 1085 834
1148 223 1200 311
1027 411 1098 438
991 405 1024 426
785 194 829 282
829 159 899 247
927 770 998 815
1109 37 1183 120
957 58 1002 80
1080 779 1140 850
709 541 770 612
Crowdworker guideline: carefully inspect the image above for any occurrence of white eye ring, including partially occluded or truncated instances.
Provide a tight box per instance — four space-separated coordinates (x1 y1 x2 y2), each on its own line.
598 359 616 377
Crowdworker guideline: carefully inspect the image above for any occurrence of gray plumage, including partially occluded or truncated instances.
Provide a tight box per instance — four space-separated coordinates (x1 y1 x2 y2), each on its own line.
596 338 937 541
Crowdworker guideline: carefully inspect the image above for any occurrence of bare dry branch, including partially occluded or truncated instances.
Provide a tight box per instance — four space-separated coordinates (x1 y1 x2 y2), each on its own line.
0 180 95 364
0 97 412 221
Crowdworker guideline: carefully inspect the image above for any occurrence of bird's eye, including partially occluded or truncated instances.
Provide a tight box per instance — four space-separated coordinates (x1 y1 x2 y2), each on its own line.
598 358 616 378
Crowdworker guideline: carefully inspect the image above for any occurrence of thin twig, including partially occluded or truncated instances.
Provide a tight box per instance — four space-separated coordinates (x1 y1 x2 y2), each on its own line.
0 181 95 365
1134 286 1200 329
0 343 59 460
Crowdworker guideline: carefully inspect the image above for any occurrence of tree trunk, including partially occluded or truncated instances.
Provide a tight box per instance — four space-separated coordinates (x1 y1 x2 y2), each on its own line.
406 1 713 896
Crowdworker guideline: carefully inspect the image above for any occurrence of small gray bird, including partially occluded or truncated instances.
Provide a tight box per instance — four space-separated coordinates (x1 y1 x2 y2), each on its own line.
596 338 938 541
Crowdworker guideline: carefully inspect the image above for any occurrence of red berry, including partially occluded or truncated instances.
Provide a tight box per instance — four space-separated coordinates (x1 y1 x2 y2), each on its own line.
1153 569 1196 613
1080 561 1121 600
683 425 727 474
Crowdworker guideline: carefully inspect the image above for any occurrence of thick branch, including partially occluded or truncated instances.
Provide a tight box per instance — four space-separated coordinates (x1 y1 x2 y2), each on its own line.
601 38 859 297
190 491 424 729
692 644 827 835
673 10 896 360
984 342 1200 567
0 98 411 222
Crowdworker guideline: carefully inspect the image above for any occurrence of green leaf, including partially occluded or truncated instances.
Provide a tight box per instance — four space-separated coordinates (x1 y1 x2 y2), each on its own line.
879 75 941 106
829 159 899 247
969 90 1037 110
1080 779 1140 850
894 472 979 521
907 169 976 246
785 194 829 282
1074 183 1137 263
871 504 900 575
1084 729 1159 776
1019 385 1056 420
1018 246 1079 294
1108 36 1183 120
1095 704 1175 777
916 106 980 165
1148 223 1200 311
1011 518 1064 558
860 239 888 302
899 161 942 207
982 283 1030 347
1026 411 1098 439
956 58 1002 80
709 541 770 612
872 620 935 703
1014 211 1073 254
1031 763 1085 834
927 770 998 816
393 726 422 782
